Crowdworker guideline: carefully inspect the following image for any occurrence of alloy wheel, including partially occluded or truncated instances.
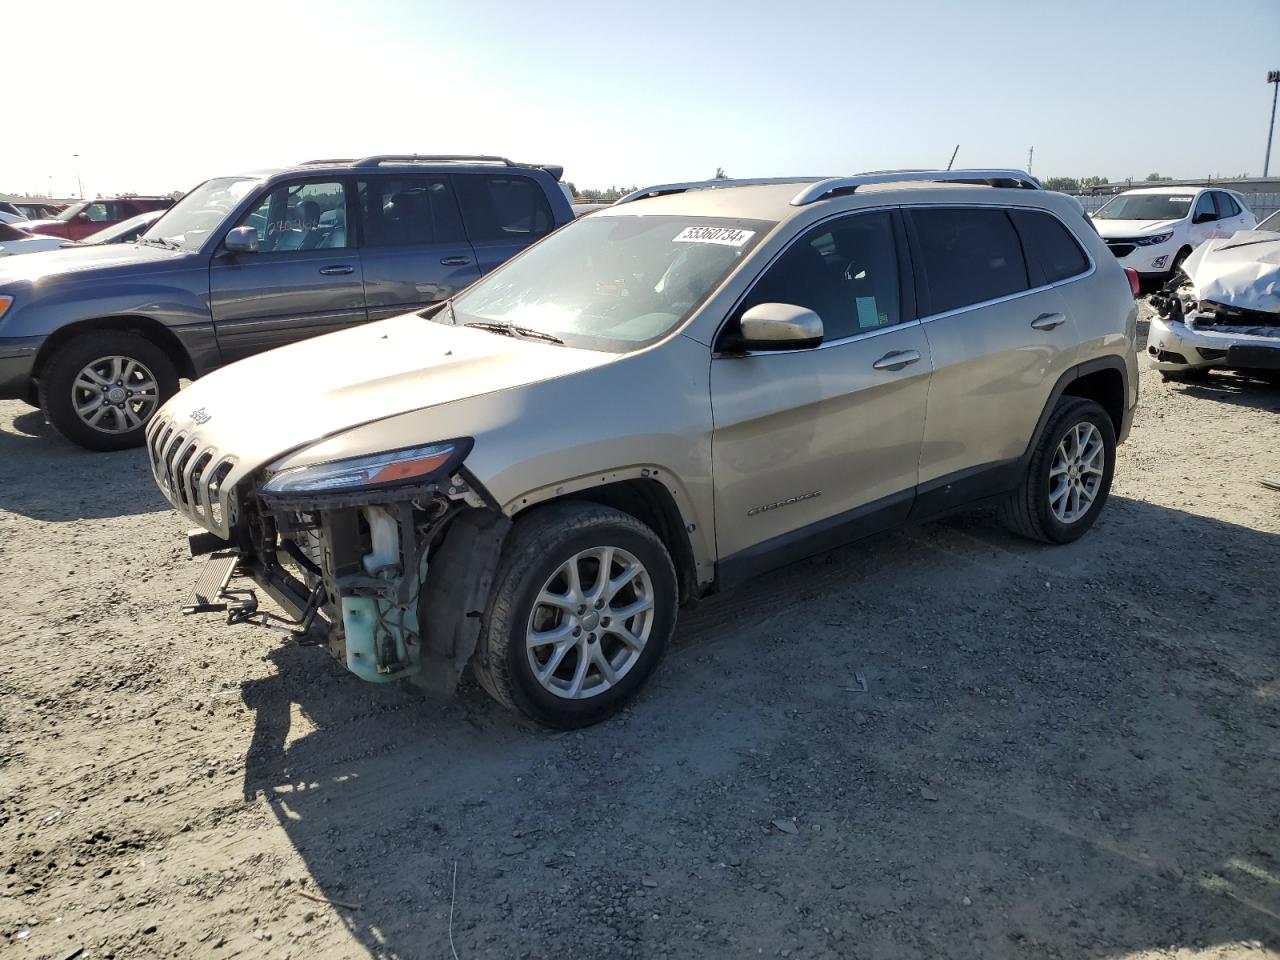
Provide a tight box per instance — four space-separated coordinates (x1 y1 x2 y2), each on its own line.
1048 421 1105 524
526 546 655 700
71 355 160 434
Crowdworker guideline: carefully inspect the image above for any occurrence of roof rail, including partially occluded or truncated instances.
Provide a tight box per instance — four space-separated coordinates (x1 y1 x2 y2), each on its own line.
791 169 1041 206
617 177 826 205
299 158 355 165
350 154 517 168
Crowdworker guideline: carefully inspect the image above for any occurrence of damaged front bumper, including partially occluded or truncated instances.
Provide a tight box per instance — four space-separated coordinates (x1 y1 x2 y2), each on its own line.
1146 313 1280 373
148 424 510 695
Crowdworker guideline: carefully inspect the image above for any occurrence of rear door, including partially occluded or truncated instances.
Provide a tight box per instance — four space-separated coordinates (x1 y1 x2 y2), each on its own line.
1213 191 1252 232
209 178 365 363
357 175 480 320
907 205 1081 493
455 173 556 275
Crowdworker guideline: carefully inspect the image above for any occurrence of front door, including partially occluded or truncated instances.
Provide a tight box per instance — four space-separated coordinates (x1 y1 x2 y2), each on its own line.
356 175 481 320
209 179 365 363
711 209 932 564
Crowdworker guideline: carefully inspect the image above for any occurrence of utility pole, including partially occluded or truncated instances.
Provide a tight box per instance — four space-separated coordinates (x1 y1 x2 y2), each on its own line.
1266 71 1280 178
73 153 83 198
946 144 959 171
1027 146 1034 174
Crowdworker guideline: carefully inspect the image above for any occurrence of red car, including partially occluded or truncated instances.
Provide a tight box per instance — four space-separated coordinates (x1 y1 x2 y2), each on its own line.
21 196 173 241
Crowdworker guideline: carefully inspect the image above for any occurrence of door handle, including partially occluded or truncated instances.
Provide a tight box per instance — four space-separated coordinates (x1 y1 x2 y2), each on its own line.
318 264 354 276
440 256 472 267
1031 312 1066 331
872 349 921 371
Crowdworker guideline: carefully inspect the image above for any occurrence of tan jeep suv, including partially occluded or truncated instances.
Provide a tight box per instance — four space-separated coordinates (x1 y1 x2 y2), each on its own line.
147 169 1139 728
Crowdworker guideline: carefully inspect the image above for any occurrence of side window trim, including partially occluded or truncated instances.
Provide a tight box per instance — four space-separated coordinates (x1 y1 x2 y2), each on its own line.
906 203 1096 322
715 205 913 353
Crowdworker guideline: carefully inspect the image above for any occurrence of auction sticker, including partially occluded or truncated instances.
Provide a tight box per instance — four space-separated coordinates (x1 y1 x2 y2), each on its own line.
673 226 756 246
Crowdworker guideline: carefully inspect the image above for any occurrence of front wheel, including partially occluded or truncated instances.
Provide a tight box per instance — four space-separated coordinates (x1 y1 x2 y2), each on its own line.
473 502 677 729
998 396 1116 544
39 332 179 451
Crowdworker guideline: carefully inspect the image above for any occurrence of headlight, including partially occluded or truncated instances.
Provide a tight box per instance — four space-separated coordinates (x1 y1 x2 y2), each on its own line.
1135 232 1174 246
259 440 470 496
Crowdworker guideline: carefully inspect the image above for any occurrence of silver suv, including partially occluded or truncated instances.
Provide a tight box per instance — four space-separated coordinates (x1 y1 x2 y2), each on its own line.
148 169 1139 728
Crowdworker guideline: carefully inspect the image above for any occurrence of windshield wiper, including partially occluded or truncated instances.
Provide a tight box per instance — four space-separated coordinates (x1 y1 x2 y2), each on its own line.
464 321 564 345
139 236 179 250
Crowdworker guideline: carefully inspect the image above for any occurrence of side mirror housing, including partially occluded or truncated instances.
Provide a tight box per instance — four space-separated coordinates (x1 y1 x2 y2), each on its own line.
731 302 824 351
1193 210 1218 224
224 225 259 253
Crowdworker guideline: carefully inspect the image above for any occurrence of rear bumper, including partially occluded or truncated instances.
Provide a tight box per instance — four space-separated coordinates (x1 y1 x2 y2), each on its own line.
0 336 42 400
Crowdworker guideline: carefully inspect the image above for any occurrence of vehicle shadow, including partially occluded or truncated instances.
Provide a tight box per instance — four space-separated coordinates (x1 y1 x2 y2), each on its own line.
1168 370 1280 412
239 494 1279 959
0 401 169 521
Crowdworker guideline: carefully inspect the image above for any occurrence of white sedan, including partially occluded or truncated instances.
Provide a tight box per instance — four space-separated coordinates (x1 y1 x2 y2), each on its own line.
1091 186 1255 279
0 221 70 257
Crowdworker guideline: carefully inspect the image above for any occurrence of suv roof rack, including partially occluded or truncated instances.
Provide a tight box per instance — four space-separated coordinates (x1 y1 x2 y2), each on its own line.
297 155 565 180
790 169 1040 205
617 177 826 205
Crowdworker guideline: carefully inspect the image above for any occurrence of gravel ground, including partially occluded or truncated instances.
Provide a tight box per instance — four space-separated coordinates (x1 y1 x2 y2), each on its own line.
1 304 1278 960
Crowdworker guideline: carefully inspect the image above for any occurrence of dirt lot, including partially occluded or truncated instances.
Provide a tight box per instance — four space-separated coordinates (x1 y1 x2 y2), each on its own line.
1 305 1278 960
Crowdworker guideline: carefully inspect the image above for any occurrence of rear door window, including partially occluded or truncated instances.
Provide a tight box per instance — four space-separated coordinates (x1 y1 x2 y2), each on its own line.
1213 192 1241 219
358 177 465 246
908 208 1030 315
1010 209 1089 284
456 175 553 241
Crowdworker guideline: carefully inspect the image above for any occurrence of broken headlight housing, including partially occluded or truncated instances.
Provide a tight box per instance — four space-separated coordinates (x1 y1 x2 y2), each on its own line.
1135 232 1174 246
259 440 472 498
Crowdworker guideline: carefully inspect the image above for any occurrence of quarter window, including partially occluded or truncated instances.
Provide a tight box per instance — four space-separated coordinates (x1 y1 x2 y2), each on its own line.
908 208 1030 315
737 211 902 342
1010 209 1089 284
235 181 348 252
358 177 465 246
456 175 553 241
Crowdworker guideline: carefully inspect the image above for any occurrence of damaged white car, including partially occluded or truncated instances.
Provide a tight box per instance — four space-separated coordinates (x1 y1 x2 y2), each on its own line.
1148 209 1280 381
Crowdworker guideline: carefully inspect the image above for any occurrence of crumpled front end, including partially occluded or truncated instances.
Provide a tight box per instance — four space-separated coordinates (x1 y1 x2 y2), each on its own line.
147 413 510 695
1146 233 1280 374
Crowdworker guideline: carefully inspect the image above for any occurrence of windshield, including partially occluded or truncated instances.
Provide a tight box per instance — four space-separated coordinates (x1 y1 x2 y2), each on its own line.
1093 193 1193 221
84 211 158 245
1257 209 1280 233
447 214 774 350
54 201 90 221
139 177 260 251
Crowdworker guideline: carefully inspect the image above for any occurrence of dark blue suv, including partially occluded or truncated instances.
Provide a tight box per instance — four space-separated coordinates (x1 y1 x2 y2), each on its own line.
0 155 573 450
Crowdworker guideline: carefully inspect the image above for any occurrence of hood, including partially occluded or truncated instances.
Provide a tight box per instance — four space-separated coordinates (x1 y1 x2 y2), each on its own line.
153 312 615 475
1182 231 1280 314
0 241 186 286
1092 218 1181 239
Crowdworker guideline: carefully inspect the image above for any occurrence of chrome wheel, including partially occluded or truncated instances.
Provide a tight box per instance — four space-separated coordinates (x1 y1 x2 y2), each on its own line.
526 546 655 700
1049 421 1105 524
71 355 159 434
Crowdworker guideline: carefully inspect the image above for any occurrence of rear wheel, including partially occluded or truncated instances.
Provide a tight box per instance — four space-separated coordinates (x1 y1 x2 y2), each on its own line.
39 332 178 451
998 397 1116 544
473 501 677 729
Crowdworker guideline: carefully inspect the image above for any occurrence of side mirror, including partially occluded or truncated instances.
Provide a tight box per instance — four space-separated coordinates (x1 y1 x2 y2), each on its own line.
735 302 824 351
224 225 259 253
1193 210 1218 224
75 212 89 221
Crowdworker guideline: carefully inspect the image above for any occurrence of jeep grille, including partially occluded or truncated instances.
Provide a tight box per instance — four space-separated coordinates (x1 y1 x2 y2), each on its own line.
145 414 236 538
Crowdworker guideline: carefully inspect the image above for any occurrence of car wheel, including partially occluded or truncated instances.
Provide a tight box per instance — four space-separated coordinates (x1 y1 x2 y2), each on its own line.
473 501 677 729
1169 246 1192 279
39 332 178 451
998 396 1116 545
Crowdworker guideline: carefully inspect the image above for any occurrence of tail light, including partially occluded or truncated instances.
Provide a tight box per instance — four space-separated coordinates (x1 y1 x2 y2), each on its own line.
1124 267 1141 299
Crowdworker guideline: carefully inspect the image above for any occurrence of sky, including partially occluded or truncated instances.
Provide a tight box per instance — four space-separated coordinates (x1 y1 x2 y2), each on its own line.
5 0 1280 198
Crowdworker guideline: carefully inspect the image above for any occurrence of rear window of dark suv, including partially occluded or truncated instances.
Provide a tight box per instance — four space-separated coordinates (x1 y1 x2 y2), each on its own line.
908 207 1029 315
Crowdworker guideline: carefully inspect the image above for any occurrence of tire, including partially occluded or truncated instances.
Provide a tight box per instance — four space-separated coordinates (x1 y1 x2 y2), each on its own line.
38 332 179 451
1170 246 1191 277
473 501 677 729
998 396 1116 545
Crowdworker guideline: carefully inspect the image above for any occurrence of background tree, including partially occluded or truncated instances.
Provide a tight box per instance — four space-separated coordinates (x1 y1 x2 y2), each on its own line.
713 167 728 180
1041 176 1080 192
1144 172 1173 182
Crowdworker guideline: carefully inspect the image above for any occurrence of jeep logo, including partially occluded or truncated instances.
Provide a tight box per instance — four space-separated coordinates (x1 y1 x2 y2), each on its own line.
190 407 212 425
